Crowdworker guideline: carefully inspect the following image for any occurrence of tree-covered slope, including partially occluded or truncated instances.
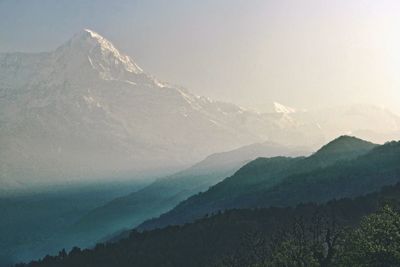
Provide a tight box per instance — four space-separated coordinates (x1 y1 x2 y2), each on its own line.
255 140 400 207
139 136 379 230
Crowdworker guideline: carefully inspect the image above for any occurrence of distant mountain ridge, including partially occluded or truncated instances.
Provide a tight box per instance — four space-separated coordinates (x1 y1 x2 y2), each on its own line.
60 142 307 249
138 136 393 230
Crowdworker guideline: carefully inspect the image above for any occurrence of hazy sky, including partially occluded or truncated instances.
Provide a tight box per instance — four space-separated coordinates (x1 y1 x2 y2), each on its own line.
1 0 399 113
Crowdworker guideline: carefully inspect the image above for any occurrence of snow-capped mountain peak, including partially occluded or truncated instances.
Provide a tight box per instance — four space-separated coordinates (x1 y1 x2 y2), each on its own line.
83 29 142 73
52 29 143 81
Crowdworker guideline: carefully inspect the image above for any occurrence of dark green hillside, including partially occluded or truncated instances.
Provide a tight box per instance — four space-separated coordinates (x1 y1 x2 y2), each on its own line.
139 136 379 230
309 135 376 162
255 140 400 207
17 182 400 267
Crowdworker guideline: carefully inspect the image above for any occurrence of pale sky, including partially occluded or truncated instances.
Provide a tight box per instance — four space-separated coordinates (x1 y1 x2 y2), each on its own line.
1 0 399 113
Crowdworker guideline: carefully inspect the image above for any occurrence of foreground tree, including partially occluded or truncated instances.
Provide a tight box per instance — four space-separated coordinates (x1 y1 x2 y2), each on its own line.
338 205 400 267
267 211 343 267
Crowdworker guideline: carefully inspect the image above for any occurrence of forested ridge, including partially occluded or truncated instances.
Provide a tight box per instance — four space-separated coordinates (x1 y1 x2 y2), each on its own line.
139 138 398 231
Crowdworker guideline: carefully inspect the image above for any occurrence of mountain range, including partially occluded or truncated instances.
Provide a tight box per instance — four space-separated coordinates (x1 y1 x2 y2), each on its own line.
138 136 400 230
2 29 400 192
0 140 306 266
3 133 400 267
63 142 307 249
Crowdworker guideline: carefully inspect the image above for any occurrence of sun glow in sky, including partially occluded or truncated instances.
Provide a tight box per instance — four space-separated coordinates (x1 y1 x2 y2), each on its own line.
1 0 399 113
